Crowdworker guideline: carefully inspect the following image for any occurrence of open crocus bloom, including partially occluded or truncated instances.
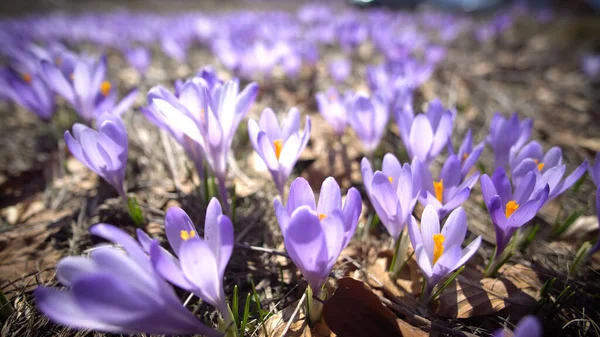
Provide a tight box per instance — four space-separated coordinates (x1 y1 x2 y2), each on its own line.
274 177 361 293
42 55 137 122
361 154 422 240
347 91 389 154
248 107 311 197
480 168 549 256
408 205 482 293
493 315 542 337
486 112 532 171
2 66 55 121
140 198 233 321
397 98 454 167
35 224 219 336
64 116 128 198
420 154 480 219
315 87 351 137
510 141 588 201
447 128 484 179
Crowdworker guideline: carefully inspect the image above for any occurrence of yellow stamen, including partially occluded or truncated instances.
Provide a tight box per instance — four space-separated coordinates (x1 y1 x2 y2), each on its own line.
388 176 393 183
180 229 196 241
22 73 32 84
462 152 469 163
432 233 445 264
100 81 112 97
273 139 284 160
70 73 74 81
55 57 62 65
505 200 519 218
532 159 544 171
318 213 327 221
434 179 444 203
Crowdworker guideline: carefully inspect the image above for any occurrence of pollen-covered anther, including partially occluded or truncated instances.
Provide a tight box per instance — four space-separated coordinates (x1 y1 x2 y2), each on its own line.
22 73 32 84
318 213 327 221
532 159 544 171
180 229 196 241
273 139 283 160
388 176 393 183
434 179 444 203
505 200 519 218
432 233 445 264
100 81 112 97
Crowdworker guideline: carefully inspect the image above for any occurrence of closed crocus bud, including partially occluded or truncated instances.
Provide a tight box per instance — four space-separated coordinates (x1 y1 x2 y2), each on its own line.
509 141 588 201
274 177 361 295
315 87 351 137
408 206 482 295
486 112 532 171
419 154 480 219
248 107 311 197
144 198 233 322
64 116 128 198
347 91 389 155
493 315 542 337
35 224 220 336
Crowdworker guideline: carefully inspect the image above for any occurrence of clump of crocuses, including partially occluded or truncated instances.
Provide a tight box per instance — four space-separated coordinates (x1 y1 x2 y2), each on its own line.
64 116 128 198
248 107 311 197
486 112 532 170
274 177 361 322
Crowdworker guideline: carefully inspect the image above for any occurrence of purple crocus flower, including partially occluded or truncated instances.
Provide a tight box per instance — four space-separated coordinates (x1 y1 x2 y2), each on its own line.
124 47 151 75
447 129 484 179
361 155 422 240
420 154 480 219
328 58 351 84
145 77 258 206
493 315 542 337
408 205 482 295
397 98 454 167
347 92 389 155
41 55 137 122
273 177 361 293
141 198 233 322
486 112 532 170
582 54 600 80
64 116 128 198
34 224 220 336
510 141 588 201
480 168 549 255
3 67 55 121
248 107 311 197
315 87 350 137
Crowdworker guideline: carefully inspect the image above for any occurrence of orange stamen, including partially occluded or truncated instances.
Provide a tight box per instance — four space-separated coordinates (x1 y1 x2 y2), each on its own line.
100 81 112 97
22 73 32 84
505 200 519 218
434 180 444 203
273 139 284 160
318 213 327 221
433 234 445 264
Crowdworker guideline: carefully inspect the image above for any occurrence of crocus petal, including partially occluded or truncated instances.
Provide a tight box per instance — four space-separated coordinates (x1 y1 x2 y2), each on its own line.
150 240 195 291
415 244 433 278
281 107 301 140
164 206 197 256
317 177 342 215
408 215 423 249
89 224 150 272
441 207 467 248
56 257 96 287
341 187 361 247
256 131 278 170
420 205 440 262
41 60 75 104
178 238 222 310
551 160 588 199
258 107 281 141
204 198 234 278
491 168 512 203
409 115 433 163
456 236 482 268
287 177 316 213
278 133 302 177
370 172 402 239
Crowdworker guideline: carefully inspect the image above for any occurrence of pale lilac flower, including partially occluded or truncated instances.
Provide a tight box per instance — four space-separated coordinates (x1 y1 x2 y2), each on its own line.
420 154 480 219
315 87 351 137
35 224 219 336
447 129 484 179
42 55 137 122
64 116 128 198
493 315 542 337
361 155 422 240
347 92 389 154
481 168 549 255
273 177 361 293
397 98 455 167
487 112 532 170
142 198 233 322
408 206 482 294
248 107 311 197
2 66 55 121
510 141 588 200
124 47 151 75
328 58 351 84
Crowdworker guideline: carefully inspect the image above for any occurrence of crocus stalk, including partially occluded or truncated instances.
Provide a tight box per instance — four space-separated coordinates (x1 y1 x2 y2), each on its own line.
486 112 532 171
447 129 484 179
140 198 234 326
64 116 128 198
34 224 220 336
419 154 480 219
41 55 137 123
480 168 549 277
315 87 351 137
361 155 421 273
248 107 311 197
396 98 454 167
347 92 389 156
408 206 482 301
493 315 542 337
509 141 588 201
274 177 361 323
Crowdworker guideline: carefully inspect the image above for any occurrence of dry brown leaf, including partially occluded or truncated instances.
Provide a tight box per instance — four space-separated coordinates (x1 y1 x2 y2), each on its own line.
258 307 332 337
432 264 541 318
